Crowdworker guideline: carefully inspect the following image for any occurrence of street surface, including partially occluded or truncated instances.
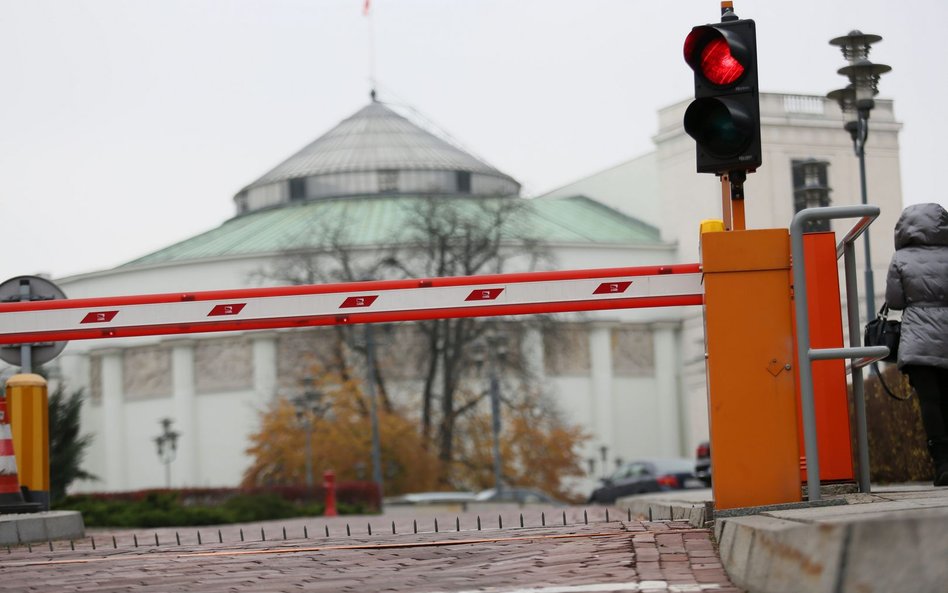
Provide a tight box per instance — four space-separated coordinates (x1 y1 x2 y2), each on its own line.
1 506 742 592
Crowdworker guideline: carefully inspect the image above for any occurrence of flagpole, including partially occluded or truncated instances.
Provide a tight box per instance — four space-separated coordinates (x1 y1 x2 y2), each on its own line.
365 0 376 95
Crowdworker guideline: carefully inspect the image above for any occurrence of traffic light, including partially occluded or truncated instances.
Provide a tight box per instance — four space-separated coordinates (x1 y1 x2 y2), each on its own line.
683 15 761 175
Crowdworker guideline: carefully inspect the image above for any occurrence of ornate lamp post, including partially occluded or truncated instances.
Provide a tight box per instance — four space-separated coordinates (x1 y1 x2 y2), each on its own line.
827 30 891 321
293 382 327 497
473 330 508 495
153 417 180 489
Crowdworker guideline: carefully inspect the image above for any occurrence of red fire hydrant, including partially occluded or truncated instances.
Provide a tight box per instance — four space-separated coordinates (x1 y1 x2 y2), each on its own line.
323 470 337 517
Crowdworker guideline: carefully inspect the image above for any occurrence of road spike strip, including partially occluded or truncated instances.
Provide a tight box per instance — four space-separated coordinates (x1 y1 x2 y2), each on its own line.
19 509 624 553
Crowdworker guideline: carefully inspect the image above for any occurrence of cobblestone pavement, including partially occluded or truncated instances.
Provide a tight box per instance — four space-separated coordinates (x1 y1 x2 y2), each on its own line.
0 507 743 593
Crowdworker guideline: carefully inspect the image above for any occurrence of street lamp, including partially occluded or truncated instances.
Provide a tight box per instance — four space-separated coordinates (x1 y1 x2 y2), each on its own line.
473 330 508 495
153 417 180 489
599 445 608 480
827 30 891 321
292 382 326 496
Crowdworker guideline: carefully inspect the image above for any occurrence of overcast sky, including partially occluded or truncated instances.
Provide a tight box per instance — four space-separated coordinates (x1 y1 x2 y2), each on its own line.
2 0 944 280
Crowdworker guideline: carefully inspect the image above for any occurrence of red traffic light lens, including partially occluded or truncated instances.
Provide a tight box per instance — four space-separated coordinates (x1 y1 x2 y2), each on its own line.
684 26 748 87
700 38 744 85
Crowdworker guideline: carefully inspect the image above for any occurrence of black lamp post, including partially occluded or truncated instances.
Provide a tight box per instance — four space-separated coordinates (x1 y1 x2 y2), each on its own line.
293 382 327 496
154 417 180 489
473 330 508 496
828 30 891 321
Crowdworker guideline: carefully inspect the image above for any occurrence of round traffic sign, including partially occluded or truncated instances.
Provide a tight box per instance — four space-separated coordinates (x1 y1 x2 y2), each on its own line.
0 275 68 367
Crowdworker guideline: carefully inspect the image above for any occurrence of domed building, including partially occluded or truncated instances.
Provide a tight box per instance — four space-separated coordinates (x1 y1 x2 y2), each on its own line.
56 97 688 495
51 89 903 496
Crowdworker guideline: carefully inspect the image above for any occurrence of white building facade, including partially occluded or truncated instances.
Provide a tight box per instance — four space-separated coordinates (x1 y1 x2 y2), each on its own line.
32 92 902 498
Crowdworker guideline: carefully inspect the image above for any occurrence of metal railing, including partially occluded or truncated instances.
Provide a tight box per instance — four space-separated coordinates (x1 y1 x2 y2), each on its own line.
790 205 889 503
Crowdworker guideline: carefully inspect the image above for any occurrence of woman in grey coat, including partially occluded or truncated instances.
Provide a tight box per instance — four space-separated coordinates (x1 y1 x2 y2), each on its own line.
885 202 948 486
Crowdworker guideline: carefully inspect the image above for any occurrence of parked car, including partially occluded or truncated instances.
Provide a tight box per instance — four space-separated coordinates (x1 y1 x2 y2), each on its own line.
587 458 703 504
474 487 562 505
695 441 712 486
383 491 477 507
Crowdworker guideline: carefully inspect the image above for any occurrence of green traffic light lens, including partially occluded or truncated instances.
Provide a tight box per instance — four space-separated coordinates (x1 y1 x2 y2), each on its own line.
683 98 752 157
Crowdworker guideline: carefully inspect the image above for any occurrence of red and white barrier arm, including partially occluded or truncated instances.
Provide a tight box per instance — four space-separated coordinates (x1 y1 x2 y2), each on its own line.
0 264 703 345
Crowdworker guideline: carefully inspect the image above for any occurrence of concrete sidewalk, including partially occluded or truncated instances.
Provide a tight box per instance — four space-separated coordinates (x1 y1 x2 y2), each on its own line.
0 510 84 546
620 484 948 593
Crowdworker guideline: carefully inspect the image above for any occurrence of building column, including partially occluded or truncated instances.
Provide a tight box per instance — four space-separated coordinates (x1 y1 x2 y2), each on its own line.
590 325 614 461
169 340 197 487
652 321 684 456
252 333 278 401
99 349 126 491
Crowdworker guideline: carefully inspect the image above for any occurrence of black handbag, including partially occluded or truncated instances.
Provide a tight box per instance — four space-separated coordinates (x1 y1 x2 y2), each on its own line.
864 303 900 363
864 303 910 400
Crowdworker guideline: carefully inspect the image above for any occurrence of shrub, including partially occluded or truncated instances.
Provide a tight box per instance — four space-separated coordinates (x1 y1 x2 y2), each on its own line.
861 365 931 483
57 482 376 527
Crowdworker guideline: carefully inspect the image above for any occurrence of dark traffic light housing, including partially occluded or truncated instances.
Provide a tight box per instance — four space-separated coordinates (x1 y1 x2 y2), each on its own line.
683 17 761 175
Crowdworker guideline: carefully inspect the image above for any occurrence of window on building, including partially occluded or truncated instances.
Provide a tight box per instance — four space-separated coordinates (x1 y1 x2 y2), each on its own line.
234 192 249 214
792 159 832 232
456 170 471 193
378 169 399 193
289 177 307 201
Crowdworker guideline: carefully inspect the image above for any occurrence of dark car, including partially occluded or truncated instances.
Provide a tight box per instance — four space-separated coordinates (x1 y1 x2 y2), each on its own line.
587 458 702 504
695 441 711 486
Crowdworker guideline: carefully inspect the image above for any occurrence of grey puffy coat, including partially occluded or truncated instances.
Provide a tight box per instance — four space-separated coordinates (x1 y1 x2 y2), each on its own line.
885 202 948 370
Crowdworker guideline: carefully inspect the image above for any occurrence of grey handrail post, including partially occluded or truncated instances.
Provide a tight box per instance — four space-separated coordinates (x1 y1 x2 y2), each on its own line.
790 204 881 503
844 242 872 493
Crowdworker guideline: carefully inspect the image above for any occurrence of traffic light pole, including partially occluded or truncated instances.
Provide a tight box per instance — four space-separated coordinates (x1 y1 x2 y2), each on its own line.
720 172 747 231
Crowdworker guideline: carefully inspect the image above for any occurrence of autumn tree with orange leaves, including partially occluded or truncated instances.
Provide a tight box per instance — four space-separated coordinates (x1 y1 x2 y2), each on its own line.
242 370 442 494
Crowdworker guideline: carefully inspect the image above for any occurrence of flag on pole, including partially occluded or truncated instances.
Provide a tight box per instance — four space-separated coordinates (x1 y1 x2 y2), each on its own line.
363 0 370 16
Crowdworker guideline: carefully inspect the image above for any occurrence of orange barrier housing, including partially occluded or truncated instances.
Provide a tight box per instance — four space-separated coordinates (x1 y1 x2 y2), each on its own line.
792 232 854 483
702 229 802 510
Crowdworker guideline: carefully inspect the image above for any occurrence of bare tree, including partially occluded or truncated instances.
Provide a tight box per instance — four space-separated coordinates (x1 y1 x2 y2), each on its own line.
255 195 557 486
